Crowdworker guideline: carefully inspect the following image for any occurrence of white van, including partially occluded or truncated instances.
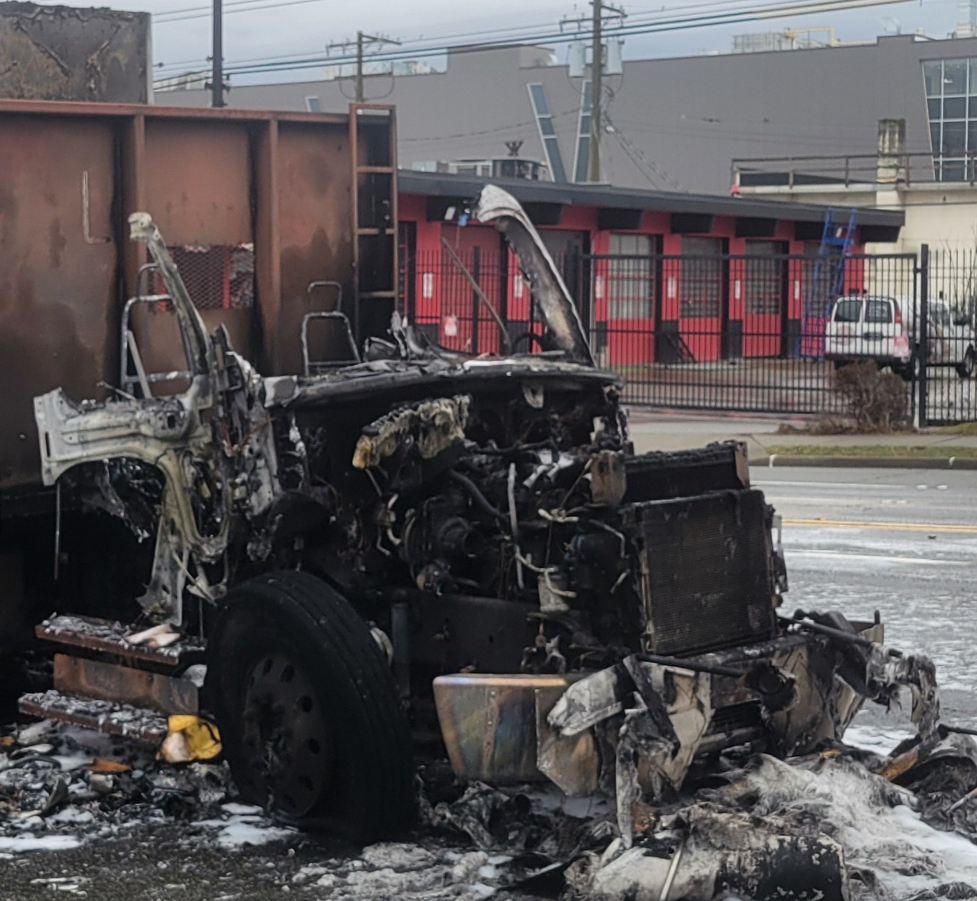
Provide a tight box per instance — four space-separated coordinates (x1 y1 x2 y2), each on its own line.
927 299 977 376
824 294 975 380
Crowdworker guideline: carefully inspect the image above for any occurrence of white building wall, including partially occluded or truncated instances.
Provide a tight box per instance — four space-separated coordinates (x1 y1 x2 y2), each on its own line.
738 183 977 255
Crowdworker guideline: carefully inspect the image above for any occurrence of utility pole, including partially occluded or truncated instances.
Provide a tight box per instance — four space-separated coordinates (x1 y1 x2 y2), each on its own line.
343 31 401 102
210 0 225 107
356 31 366 102
588 0 602 183
563 1 624 183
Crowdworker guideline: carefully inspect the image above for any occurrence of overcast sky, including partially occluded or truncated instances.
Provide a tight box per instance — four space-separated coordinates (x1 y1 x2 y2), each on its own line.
105 0 961 82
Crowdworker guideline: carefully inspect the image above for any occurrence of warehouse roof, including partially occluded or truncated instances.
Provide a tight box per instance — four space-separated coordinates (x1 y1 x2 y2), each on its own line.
398 169 906 227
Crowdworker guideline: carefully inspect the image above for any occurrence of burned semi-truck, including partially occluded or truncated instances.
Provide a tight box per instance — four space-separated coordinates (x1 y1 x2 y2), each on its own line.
0 102 932 843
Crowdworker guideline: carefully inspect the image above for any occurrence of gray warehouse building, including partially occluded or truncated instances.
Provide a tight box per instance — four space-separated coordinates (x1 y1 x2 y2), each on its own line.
161 33 977 195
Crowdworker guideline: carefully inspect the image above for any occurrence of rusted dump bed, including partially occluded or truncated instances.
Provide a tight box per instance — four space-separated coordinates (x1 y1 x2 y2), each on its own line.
0 3 151 103
0 100 396 494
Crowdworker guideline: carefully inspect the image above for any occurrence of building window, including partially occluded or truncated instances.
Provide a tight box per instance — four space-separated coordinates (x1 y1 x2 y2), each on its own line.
923 60 942 97
946 59 967 94
573 80 592 183
528 82 549 115
607 233 658 320
680 237 724 319
922 57 977 181
528 82 567 184
744 241 787 316
305 96 321 112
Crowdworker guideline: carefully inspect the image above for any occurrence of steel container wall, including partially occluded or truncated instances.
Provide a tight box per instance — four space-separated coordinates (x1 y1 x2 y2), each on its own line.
0 100 390 495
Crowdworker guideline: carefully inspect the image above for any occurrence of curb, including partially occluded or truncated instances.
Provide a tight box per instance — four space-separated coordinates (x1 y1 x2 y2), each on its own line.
753 454 977 470
627 407 811 425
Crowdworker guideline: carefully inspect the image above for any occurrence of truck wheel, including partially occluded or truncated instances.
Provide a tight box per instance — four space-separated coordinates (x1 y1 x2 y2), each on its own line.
205 570 414 841
957 347 975 379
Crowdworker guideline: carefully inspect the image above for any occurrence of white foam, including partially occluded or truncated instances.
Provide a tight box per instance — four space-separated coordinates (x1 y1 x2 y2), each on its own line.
214 819 293 848
0 834 81 853
220 802 263 816
843 723 915 755
746 755 977 898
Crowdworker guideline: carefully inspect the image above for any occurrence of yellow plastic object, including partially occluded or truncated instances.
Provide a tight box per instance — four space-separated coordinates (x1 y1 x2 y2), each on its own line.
159 715 222 763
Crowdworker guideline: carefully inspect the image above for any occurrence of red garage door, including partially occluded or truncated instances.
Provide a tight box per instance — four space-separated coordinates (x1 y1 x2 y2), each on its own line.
741 241 788 358
678 237 726 362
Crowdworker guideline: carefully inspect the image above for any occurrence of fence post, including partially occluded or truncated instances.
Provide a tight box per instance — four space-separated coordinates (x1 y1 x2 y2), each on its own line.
566 246 586 333
918 244 929 427
471 246 481 356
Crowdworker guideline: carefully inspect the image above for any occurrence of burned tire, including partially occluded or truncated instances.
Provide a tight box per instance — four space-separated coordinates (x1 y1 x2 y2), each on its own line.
205 570 414 841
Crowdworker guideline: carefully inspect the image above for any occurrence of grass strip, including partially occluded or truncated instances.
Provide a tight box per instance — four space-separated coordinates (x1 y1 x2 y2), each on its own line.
765 444 977 459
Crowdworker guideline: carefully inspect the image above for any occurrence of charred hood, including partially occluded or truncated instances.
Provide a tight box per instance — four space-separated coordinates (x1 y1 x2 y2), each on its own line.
474 185 594 366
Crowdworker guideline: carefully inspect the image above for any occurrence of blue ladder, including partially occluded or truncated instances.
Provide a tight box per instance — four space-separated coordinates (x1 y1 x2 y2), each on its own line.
800 208 857 357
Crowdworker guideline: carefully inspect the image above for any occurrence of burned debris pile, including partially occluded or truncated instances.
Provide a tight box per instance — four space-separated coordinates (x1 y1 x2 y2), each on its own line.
6 705 977 900
0 718 256 852
421 722 977 901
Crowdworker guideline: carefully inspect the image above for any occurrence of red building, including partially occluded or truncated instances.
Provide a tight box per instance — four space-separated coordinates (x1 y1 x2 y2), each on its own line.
397 171 904 364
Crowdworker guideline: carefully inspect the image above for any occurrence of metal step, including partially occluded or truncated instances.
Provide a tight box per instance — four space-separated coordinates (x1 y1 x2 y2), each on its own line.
18 689 168 746
53 654 199 716
36 614 205 669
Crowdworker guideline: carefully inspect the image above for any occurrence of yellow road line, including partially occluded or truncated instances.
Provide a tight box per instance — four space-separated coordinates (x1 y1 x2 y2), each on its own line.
784 517 977 534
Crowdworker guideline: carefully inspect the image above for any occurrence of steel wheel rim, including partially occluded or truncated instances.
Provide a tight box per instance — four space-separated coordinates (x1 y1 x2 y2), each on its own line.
241 652 333 818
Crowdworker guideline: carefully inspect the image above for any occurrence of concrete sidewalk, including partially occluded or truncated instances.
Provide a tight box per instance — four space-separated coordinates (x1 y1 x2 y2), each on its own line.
627 410 977 469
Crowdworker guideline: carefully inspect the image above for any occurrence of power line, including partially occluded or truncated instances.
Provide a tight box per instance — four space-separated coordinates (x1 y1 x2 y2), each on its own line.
157 0 329 23
155 0 716 22
152 11 589 71
154 0 261 18
611 128 667 187
398 108 579 143
153 0 927 77
607 114 688 190
215 0 926 78
155 0 881 25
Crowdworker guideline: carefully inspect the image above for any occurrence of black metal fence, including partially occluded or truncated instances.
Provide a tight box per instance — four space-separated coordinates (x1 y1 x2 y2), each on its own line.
921 247 977 425
402 243 977 425
584 251 919 417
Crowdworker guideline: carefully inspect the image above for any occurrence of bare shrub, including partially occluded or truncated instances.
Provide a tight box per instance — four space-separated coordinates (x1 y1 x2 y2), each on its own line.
777 414 858 435
832 362 909 433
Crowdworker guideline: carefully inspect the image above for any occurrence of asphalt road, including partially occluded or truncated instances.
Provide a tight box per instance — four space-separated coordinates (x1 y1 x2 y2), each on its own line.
755 466 977 742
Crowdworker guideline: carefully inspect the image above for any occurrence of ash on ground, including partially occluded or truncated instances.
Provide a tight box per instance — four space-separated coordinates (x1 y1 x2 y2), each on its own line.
5 719 977 900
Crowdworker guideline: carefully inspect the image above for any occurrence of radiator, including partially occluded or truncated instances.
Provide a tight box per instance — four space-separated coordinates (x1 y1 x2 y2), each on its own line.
623 489 777 656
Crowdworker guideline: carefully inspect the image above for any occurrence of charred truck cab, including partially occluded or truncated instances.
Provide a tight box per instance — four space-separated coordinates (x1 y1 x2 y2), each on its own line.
20 187 926 842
